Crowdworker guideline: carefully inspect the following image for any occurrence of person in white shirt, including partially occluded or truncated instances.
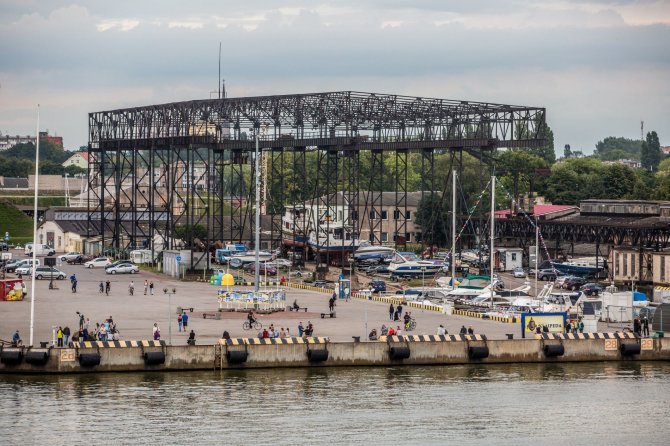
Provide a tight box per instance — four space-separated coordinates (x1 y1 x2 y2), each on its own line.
437 325 447 336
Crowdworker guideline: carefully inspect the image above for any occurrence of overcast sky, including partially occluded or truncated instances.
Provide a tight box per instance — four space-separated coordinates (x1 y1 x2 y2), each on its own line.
0 0 668 153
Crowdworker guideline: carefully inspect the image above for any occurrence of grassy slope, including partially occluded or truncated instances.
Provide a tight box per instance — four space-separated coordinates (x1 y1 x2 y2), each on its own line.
0 202 35 243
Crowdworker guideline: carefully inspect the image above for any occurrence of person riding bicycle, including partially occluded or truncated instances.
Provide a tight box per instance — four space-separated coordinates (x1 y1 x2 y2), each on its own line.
247 311 257 327
403 312 412 329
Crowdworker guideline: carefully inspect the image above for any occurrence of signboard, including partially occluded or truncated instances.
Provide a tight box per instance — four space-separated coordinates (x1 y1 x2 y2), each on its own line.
521 312 567 338
175 255 182 263
1 252 11 260
641 339 654 350
60 349 76 362
604 339 619 351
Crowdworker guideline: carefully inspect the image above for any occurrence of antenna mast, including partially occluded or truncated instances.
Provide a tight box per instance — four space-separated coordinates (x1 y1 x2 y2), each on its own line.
218 42 221 99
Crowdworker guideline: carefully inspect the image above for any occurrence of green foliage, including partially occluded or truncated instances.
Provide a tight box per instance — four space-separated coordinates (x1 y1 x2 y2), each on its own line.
594 136 643 161
3 141 71 164
414 194 449 246
641 131 661 171
0 202 34 241
174 224 208 243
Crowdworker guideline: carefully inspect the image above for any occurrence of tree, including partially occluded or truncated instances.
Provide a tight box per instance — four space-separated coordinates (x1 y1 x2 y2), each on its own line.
174 224 207 244
563 144 572 159
414 194 449 246
594 137 643 161
641 131 661 171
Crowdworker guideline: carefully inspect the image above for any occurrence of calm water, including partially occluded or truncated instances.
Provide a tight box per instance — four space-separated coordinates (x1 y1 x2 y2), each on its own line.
1 362 669 445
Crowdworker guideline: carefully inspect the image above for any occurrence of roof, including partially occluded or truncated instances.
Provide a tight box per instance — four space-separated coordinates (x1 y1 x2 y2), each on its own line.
495 204 578 220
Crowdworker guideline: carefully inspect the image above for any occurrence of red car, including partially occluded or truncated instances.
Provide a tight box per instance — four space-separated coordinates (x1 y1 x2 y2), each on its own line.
244 263 277 276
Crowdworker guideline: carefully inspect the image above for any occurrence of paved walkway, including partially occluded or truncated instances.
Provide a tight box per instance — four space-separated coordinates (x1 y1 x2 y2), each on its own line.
1 254 626 346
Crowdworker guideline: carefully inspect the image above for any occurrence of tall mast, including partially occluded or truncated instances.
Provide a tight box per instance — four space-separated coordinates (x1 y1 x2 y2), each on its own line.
490 175 495 307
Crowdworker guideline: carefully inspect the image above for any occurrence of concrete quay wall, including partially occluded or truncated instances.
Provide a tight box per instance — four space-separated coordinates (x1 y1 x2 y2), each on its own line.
1 336 668 374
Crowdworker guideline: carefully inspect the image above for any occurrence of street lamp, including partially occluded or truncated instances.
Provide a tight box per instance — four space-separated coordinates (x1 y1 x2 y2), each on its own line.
163 287 176 345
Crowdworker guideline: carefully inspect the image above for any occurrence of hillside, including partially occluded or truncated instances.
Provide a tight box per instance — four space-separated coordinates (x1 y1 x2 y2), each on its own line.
0 202 35 244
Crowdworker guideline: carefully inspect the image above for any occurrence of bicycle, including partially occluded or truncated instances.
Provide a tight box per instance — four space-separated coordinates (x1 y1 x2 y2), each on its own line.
405 319 417 331
242 320 262 331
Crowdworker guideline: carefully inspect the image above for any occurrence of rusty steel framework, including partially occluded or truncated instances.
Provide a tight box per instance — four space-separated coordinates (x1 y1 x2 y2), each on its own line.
88 91 546 270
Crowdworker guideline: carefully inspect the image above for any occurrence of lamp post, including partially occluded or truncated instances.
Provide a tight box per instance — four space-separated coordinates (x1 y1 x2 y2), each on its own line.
163 287 176 345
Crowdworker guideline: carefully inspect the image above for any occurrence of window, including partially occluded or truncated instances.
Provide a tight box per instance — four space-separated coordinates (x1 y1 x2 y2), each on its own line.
631 254 636 277
406 211 411 220
57 236 62 248
405 232 412 242
351 211 359 221
338 211 343 222
369 211 376 220
368 233 375 242
393 210 400 220
511 253 517 261
661 256 666 282
615 253 620 276
623 253 628 277
415 232 422 242
381 210 388 220
381 232 388 242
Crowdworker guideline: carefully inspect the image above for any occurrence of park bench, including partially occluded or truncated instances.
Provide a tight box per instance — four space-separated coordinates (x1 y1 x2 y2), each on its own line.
289 306 308 312
320 312 336 319
202 312 221 320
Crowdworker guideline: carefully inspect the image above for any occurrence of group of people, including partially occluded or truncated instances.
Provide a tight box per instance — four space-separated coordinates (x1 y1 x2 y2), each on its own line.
633 317 651 337
177 311 189 332
564 319 585 334
258 324 291 339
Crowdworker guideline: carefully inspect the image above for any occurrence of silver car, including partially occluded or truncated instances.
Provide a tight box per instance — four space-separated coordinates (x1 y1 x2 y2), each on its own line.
105 263 139 274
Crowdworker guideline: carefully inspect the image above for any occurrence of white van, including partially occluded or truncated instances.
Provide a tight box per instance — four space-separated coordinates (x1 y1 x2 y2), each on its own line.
24 243 56 256
15 258 40 271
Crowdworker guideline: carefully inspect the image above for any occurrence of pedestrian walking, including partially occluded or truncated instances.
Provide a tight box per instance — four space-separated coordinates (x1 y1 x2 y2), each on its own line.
182 311 189 331
329 296 336 312
149 282 154 295
396 304 403 319
57 326 64 347
144 280 148 295
99 282 104 294
105 280 111 296
468 326 474 335
78 312 85 330
459 325 467 335
153 323 160 340
633 317 642 337
298 321 304 337
389 304 394 321
177 313 183 332
128 281 134 296
63 326 71 346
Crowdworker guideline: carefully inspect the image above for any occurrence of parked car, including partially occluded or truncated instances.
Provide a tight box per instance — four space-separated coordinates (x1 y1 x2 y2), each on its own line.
556 275 577 288
2 259 23 273
513 267 526 278
267 259 292 269
244 263 277 276
59 252 82 262
84 257 112 269
105 260 133 269
580 283 604 296
564 276 587 291
67 254 95 265
33 267 67 280
537 269 557 281
0 241 8 251
368 280 386 293
10 259 40 274
106 263 140 274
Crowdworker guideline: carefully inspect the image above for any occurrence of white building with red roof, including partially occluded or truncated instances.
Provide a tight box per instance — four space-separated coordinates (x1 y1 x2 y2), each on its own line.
62 151 89 169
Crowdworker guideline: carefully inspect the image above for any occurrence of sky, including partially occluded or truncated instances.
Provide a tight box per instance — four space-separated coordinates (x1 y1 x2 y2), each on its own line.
0 0 669 153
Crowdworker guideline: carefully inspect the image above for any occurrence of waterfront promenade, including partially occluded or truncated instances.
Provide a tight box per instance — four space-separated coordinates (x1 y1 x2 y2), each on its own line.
1 255 627 347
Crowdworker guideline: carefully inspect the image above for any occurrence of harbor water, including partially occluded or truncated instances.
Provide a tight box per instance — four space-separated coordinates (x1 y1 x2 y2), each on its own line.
1 362 668 445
